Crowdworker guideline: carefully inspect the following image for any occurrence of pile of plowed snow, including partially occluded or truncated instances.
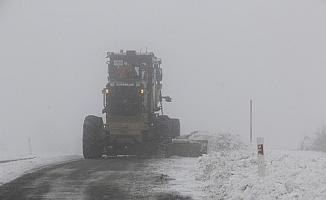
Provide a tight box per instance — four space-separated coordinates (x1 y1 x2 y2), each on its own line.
188 131 244 152
195 132 326 200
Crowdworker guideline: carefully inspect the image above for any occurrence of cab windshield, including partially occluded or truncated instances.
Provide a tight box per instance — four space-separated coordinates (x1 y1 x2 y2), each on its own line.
109 64 146 81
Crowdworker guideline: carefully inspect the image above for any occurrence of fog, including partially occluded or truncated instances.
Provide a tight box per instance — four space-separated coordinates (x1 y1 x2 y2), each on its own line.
1 0 326 154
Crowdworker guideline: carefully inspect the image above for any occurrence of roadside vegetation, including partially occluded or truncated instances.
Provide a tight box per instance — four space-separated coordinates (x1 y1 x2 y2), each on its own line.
300 127 326 152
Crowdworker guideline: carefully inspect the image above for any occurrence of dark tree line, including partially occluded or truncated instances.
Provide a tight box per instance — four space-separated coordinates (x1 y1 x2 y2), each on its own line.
300 127 326 152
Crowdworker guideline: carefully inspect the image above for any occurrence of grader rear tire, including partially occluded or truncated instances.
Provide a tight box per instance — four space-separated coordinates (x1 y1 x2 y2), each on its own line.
83 115 104 159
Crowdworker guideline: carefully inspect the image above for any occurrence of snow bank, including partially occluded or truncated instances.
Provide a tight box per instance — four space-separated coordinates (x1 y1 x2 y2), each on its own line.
188 131 244 152
0 154 81 186
197 133 326 200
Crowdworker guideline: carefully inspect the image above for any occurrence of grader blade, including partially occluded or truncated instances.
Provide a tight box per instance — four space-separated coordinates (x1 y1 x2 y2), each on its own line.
168 139 208 157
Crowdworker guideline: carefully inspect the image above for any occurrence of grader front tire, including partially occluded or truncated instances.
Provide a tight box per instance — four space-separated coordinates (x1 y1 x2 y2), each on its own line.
83 115 104 159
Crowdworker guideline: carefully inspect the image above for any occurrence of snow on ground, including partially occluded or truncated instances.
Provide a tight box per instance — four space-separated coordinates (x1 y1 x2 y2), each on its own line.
2 132 326 200
143 132 247 199
195 131 326 200
187 130 243 152
0 153 81 186
0 152 34 161
148 157 209 199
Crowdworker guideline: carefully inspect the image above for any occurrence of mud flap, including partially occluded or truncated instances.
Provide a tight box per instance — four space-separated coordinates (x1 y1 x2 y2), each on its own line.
168 139 208 157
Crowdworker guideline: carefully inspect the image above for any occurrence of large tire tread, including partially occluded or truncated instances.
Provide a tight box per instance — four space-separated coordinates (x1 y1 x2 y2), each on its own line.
83 115 104 159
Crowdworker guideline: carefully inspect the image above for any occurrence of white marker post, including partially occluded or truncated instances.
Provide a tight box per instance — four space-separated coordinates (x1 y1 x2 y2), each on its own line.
28 137 33 155
257 137 265 177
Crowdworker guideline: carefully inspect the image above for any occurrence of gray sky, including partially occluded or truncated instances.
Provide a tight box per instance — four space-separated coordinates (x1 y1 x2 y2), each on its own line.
1 0 326 153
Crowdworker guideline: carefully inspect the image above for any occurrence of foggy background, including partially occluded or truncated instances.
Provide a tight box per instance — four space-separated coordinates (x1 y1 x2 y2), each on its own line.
1 0 326 154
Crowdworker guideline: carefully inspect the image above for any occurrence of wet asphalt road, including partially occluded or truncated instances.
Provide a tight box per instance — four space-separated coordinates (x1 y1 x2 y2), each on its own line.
0 158 201 200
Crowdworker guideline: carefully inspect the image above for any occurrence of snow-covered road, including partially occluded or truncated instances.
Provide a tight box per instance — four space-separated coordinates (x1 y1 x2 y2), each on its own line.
0 157 206 199
1 133 326 199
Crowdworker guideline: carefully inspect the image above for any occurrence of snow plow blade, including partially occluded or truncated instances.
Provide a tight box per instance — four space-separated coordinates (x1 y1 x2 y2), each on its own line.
168 139 208 157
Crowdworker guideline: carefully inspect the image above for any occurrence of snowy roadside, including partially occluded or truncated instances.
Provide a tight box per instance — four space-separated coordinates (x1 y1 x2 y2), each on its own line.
148 157 209 199
0 154 81 186
195 132 326 200
0 152 35 162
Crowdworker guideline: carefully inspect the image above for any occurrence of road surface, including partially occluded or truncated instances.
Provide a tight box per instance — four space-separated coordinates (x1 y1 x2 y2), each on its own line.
0 157 207 200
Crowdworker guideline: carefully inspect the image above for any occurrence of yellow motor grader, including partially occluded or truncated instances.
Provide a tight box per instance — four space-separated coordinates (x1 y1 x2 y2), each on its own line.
83 50 207 158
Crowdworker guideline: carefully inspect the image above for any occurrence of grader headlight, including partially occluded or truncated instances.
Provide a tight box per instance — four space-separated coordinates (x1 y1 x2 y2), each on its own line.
103 88 111 95
140 88 144 95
